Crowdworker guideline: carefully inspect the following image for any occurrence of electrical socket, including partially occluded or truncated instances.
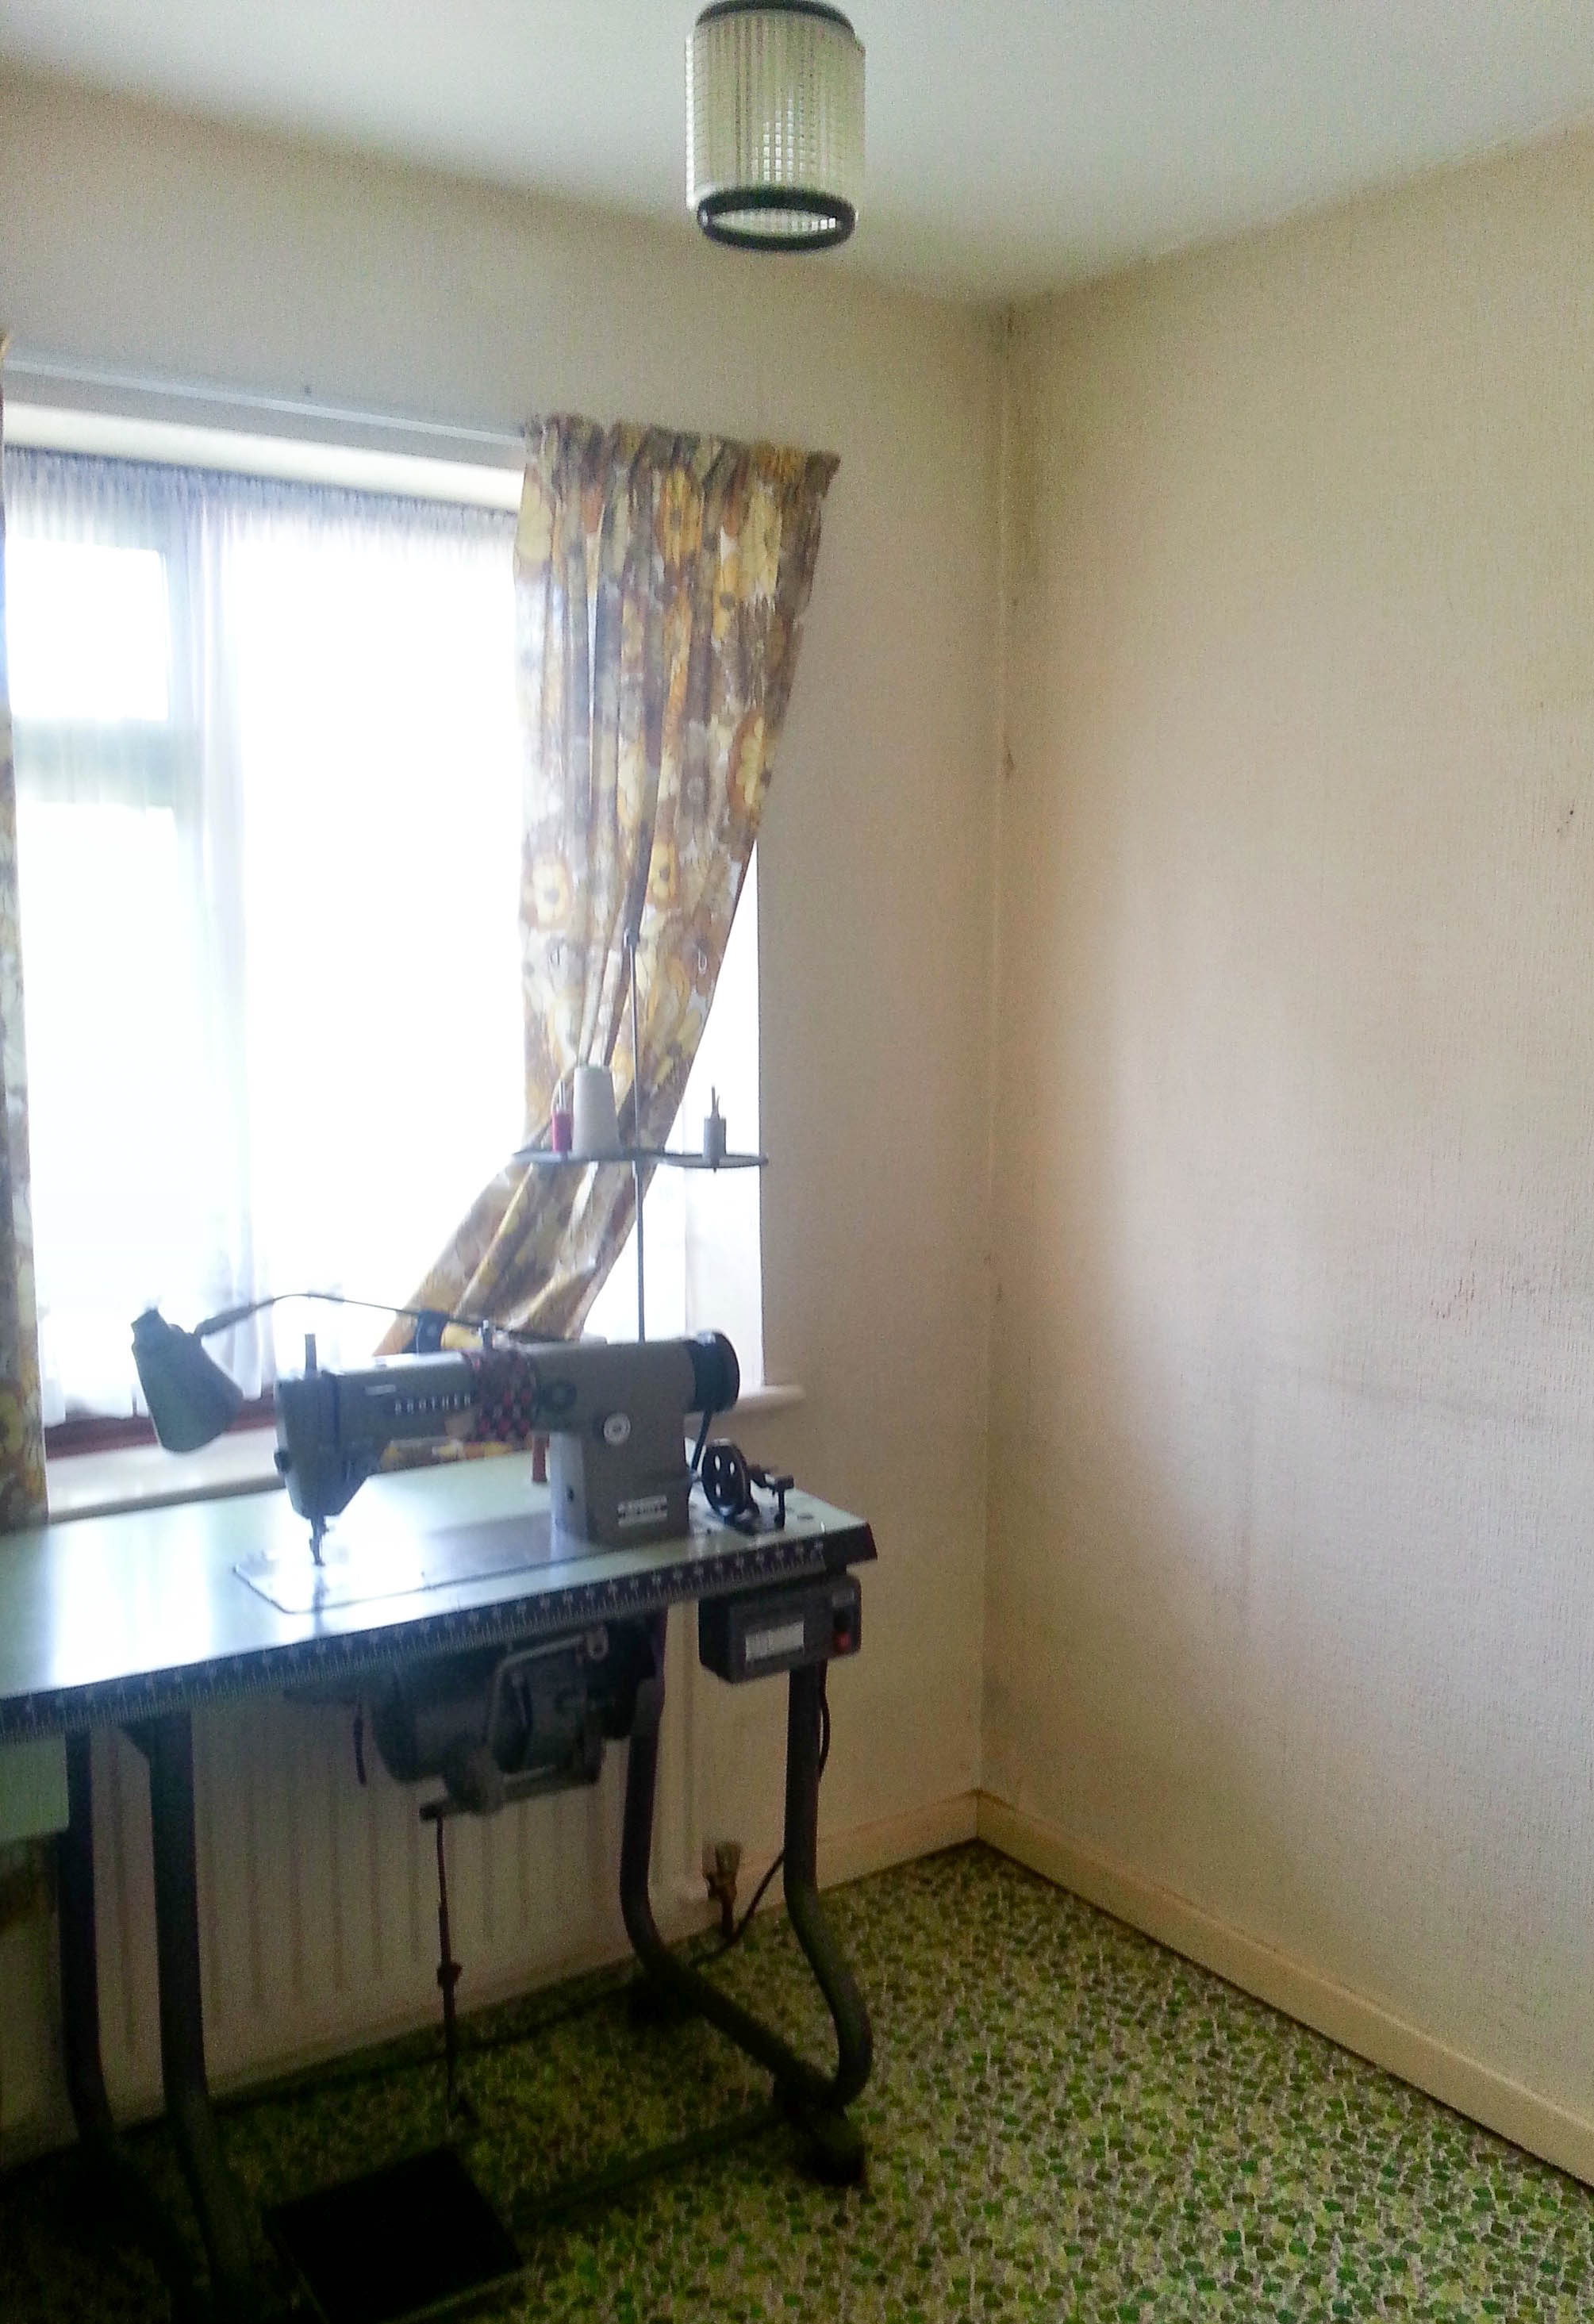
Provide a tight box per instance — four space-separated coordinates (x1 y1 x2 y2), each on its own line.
701 1837 743 1938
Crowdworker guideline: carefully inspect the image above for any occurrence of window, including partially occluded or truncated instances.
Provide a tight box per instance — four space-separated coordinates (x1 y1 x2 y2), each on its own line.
586 852 762 1370
3 423 762 1431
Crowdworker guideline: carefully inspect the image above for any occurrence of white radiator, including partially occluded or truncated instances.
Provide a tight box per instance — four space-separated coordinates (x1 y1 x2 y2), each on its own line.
87 1611 709 2118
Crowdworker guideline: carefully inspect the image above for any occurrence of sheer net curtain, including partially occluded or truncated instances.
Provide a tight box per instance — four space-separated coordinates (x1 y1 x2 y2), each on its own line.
4 448 524 1419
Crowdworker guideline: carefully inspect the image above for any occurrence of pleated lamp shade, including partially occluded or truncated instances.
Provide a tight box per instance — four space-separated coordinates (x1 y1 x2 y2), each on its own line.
687 1 866 251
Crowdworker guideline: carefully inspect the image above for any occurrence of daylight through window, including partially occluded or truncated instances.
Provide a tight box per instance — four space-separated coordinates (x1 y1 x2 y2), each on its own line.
3 436 762 1427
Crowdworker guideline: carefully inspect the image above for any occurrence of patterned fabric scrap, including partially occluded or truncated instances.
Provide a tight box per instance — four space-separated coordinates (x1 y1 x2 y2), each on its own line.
462 1347 546 1445
388 417 836 1348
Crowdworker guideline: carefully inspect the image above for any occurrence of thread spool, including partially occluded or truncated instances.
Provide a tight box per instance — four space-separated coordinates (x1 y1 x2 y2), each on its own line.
571 1064 620 1156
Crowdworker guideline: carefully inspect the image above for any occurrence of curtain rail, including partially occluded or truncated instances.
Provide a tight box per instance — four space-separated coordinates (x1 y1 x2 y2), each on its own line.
2 350 525 458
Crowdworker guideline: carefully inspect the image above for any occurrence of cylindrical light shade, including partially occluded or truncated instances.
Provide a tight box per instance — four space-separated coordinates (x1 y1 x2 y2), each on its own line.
687 1 865 252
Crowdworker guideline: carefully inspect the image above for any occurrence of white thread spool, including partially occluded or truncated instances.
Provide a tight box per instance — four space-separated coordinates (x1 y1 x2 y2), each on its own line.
571 1064 620 1156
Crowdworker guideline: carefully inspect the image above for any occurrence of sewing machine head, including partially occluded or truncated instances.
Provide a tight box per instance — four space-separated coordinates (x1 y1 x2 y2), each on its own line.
272 1330 739 1561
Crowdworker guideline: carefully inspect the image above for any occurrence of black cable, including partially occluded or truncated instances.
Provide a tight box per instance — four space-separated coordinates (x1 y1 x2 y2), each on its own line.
194 1285 551 1349
723 1850 784 1947
714 1669 830 1957
217 1969 639 2118
690 1408 714 1477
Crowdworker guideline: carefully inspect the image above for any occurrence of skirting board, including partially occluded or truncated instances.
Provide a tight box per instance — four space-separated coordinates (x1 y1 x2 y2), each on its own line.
820 1789 979 1888
975 1792 1594 2189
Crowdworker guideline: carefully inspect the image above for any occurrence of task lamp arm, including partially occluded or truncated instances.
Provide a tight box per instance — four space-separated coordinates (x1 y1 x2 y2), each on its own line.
130 1290 497 1454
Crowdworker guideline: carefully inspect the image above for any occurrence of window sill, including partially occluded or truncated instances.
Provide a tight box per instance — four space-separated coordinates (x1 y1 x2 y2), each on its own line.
44 1384 807 1524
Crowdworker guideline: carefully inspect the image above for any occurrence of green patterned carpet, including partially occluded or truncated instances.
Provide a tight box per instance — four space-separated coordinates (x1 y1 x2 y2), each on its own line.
2 1842 1590 2320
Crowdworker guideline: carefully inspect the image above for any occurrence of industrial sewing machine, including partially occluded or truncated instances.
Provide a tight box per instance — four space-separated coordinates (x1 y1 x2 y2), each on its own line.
87 1304 875 2311
267 1330 862 1829
134 1304 743 1558
133 1307 852 1817
271 1327 743 1560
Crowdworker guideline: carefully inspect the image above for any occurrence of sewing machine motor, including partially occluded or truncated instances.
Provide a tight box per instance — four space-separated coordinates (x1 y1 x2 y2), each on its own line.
370 1621 654 1815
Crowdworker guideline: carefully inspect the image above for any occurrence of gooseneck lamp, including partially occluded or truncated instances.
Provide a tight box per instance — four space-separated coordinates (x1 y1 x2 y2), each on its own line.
687 0 866 252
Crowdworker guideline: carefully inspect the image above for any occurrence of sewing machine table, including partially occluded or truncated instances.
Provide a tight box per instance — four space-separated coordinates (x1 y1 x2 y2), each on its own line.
0 1456 876 2322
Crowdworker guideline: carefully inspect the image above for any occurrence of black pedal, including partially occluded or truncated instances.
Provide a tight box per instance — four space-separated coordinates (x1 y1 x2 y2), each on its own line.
698 1575 862 1684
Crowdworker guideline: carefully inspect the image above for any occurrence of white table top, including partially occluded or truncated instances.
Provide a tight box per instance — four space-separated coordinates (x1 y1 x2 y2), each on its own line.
0 1456 874 1741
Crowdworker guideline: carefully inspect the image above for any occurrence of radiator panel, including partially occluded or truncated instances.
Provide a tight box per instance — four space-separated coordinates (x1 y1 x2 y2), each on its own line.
87 1613 701 2117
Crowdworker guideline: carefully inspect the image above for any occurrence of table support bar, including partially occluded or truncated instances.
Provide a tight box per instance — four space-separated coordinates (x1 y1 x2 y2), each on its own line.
618 1650 872 2161
51 1591 874 2322
58 1731 206 2322
133 1713 261 2321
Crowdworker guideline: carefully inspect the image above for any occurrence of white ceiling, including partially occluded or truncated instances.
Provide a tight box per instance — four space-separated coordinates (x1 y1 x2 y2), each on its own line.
4 1 1594 302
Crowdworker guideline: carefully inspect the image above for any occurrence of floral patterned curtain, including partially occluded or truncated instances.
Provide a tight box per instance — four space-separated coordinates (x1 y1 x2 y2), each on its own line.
0 371 48 1524
387 417 837 1345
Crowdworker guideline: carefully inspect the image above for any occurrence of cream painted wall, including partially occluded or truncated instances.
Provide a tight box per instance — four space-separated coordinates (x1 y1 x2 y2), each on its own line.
22 52 1594 2182
0 70 999 2131
986 126 1594 2134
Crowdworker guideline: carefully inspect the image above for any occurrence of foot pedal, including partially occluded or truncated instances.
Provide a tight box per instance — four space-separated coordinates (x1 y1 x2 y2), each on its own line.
267 2146 520 2324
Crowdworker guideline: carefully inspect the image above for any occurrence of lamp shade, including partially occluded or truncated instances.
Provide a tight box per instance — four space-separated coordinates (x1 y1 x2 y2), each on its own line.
132 1308 245 1451
687 1 865 251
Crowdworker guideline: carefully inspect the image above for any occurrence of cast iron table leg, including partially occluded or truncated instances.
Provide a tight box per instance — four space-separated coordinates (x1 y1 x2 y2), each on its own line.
619 1636 872 2174
58 1731 205 2322
131 1712 263 2322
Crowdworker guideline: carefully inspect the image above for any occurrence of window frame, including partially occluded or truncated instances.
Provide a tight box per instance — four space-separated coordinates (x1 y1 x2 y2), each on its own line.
6 401 774 1497
8 432 530 1427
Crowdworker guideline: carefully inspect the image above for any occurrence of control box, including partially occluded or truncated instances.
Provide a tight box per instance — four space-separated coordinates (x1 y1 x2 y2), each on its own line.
698 1574 862 1684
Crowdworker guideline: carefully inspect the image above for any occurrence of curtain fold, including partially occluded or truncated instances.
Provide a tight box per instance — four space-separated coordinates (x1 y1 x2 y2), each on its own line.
0 375 48 1523
389 416 837 1345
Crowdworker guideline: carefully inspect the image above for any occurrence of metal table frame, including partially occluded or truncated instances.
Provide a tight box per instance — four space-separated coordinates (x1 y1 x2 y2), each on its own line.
0 1462 876 2322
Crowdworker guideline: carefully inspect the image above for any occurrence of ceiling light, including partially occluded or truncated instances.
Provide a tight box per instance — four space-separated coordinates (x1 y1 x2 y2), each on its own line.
686 2 866 252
